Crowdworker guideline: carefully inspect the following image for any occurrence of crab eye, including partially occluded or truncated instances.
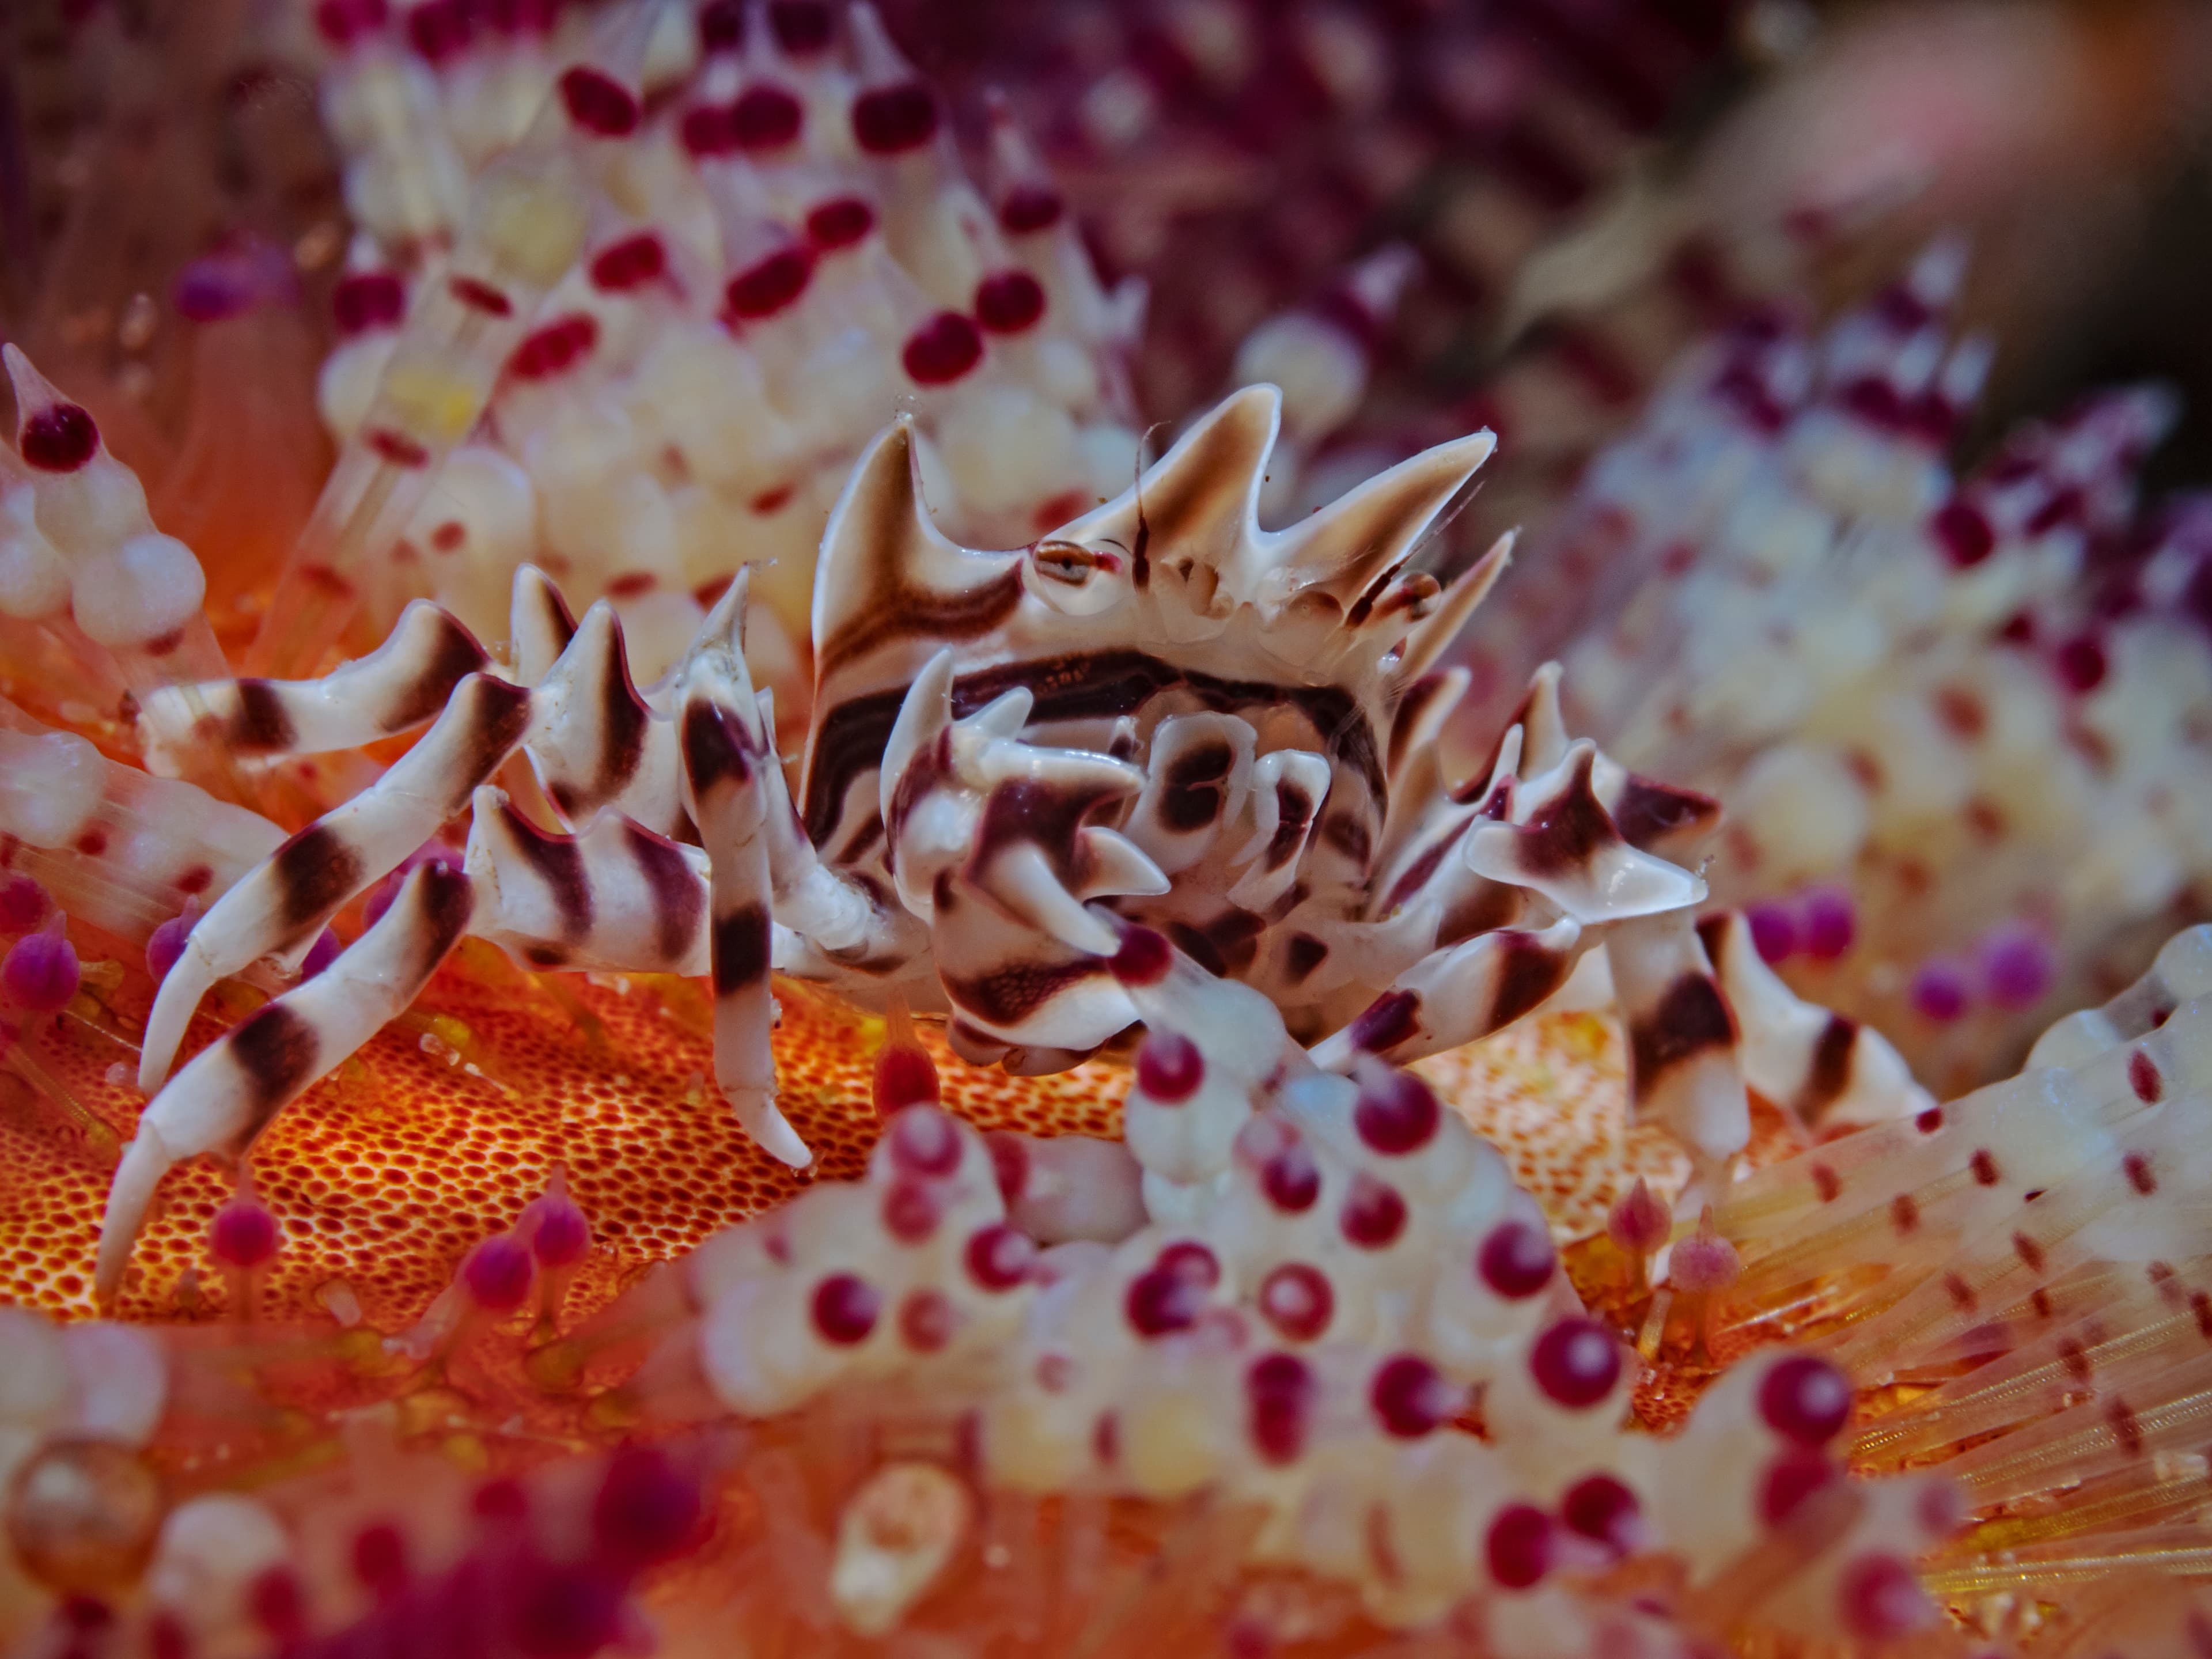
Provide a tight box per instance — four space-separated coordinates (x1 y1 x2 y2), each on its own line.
1021 540 1126 615
1029 540 1110 584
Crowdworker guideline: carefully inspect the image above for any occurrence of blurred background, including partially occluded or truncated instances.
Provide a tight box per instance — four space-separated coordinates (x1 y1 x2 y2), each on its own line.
10 0 2212 509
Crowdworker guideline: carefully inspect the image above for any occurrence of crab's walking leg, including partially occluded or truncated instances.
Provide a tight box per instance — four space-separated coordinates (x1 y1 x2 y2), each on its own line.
1309 917 1588 1071
520 595 682 836
1607 907 1750 1199
139 672 533 1093
1698 911 1933 1131
135 600 488 768
688 575 911 962
464 786 709 976
97 861 476 1302
677 585 809 1169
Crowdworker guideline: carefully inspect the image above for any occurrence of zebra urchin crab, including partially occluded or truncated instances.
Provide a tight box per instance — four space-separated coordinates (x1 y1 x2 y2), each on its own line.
99 384 1921 1298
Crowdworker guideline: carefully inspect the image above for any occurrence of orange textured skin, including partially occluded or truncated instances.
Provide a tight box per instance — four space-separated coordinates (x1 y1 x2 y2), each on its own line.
0 921 1830 1462
3 935 1809 1335
3 946 1130 1329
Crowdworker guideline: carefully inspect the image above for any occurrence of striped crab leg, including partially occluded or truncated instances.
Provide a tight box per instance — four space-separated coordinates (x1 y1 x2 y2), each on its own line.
1318 723 1702 1073
677 573 811 1168
1606 907 1750 1198
1308 916 1588 1073
96 861 476 1302
133 600 489 770
1698 911 1933 1132
138 672 533 1093
463 786 711 977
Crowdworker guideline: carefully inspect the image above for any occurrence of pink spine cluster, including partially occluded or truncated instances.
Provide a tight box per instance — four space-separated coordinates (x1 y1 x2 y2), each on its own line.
578 925 1956 1646
301 0 1146 685
1478 237 2212 1080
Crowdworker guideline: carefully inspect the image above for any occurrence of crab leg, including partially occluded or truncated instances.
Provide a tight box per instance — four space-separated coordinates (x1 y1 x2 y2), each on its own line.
139 672 533 1093
134 600 488 769
677 580 810 1168
1607 907 1751 1196
1697 911 1932 1131
464 786 710 976
751 684 918 961
520 597 682 835
685 576 911 962
1310 916 1587 1072
1461 740 1705 925
97 861 476 1302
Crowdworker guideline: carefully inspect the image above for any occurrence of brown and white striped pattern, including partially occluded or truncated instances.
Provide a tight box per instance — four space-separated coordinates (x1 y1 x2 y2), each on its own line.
137 600 488 764
1310 915 1586 1073
678 594 809 1169
521 599 681 836
464 786 707 976
97 860 476 1301
1699 911 1931 1132
137 671 532 1093
1607 907 1749 1187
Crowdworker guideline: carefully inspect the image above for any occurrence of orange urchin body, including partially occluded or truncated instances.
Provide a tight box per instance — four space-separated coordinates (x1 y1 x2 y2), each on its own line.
5 940 1702 1330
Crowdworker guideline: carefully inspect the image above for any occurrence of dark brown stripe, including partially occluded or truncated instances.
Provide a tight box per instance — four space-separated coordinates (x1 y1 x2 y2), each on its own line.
1387 672 1452 778
1203 908 1265 975
1797 1014 1858 1125
681 700 752 795
883 729 950 851
1613 775 1720 853
1490 930 1573 1029
1694 912 1730 968
625 823 706 965
1284 933 1328 983
594 624 651 798
1158 742 1232 832
835 814 885 867
1167 921 1226 977
812 426 1032 680
1143 397 1268 565
1349 988 1419 1054
817 565 1024 682
443 677 535 809
711 903 771 995
1510 750 1614 878
532 577 579 659
271 823 368 933
975 775 1126 870
1381 814 1473 912
502 809 593 940
228 1002 320 1145
229 680 297 752
1342 559 1404 629
381 614 490 733
1318 809 1372 870
411 860 478 964
941 956 1107 1029
1267 783 1313 870
1436 880 1522 948
1628 973 1737 1090
805 650 1384 850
